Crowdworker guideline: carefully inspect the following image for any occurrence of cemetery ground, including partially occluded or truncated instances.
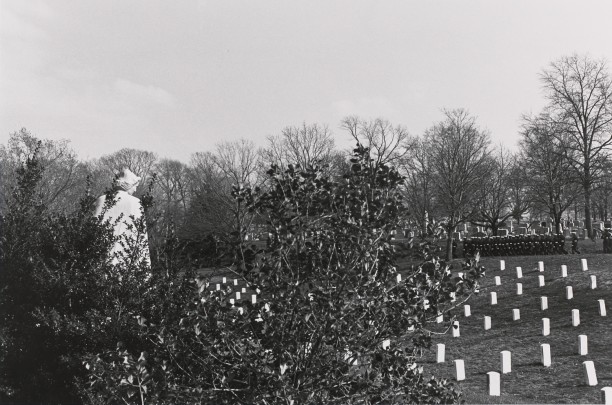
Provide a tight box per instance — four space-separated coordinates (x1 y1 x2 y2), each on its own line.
199 238 610 403
419 238 612 404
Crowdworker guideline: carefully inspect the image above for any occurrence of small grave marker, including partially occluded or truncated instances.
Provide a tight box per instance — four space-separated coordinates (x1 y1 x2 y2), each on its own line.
501 351 511 374
561 265 567 278
516 267 523 279
495 276 501 286
454 359 466 381
229 298 235 306
436 313 443 323
450 292 457 302
233 279 238 286
396 274 402 283
542 318 550 336
464 305 471 317
484 316 491 330
242 287 246 293
236 292 241 300
487 372 501 396
599 299 607 316
500 260 505 270
541 296 548 310
452 321 460 338
590 275 597 289
578 335 588 355
538 275 545 287
566 286 574 300
424 299 430 310
582 258 588 271
437 343 445 363
251 294 257 304
538 261 544 272
541 343 551 367
572 309 580 326
382 339 390 350
513 309 520 321
517 283 523 295
583 361 598 386
222 277 227 284
602 387 612 405
216 284 221 291
490 292 497 305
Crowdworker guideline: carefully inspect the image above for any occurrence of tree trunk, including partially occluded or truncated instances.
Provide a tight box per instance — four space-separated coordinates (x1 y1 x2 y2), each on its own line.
446 225 454 261
585 186 593 238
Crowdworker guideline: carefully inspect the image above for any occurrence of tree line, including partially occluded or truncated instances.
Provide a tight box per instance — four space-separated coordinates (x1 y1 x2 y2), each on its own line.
1 54 611 263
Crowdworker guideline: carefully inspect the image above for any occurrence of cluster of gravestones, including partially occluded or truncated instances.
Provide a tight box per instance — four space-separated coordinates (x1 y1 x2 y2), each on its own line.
423 258 612 403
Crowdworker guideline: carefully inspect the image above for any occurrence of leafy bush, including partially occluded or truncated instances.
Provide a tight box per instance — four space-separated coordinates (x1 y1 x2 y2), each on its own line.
84 145 483 404
0 150 192 403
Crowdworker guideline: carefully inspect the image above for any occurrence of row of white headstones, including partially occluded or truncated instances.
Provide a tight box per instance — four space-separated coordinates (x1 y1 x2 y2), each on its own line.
434 258 612 403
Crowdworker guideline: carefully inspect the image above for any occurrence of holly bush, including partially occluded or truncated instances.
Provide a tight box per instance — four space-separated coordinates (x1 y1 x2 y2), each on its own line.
84 145 484 404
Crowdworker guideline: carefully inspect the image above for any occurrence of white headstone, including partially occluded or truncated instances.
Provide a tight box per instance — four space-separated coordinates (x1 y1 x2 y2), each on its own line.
491 292 497 305
484 316 491 330
517 283 523 295
382 339 390 350
541 296 548 310
578 335 588 355
242 287 246 293
495 276 501 286
236 291 241 300
599 299 607 316
229 298 235 306
501 351 511 374
450 292 457 302
216 284 221 291
436 314 444 323
541 343 551 367
454 359 466 381
567 286 574 300
561 265 567 278
424 299 430 310
516 267 523 279
252 294 257 304
452 321 460 338
464 305 471 317
264 302 270 312
581 258 588 271
538 275 545 287
396 274 402 283
487 371 501 396
500 260 505 270
437 343 445 363
513 308 520 321
572 309 580 326
222 277 227 284
602 387 612 405
542 318 550 336
233 279 238 286
583 361 597 386
538 261 544 272
590 275 597 289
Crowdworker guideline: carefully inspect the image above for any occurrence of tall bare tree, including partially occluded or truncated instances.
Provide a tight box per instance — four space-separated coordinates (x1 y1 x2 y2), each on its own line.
473 147 515 235
427 109 492 260
541 54 612 237
401 136 435 235
341 116 411 172
520 112 582 233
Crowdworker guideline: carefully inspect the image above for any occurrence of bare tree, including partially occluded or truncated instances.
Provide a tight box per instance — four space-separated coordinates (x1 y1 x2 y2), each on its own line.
341 116 411 171
541 54 612 237
473 147 515 235
401 136 436 235
189 139 262 243
262 123 339 175
520 112 582 233
505 158 532 226
427 109 492 260
97 148 158 196
152 158 191 236
0 129 84 213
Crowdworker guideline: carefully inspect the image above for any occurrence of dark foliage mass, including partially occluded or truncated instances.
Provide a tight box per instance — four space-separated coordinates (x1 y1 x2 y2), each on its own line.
0 144 483 404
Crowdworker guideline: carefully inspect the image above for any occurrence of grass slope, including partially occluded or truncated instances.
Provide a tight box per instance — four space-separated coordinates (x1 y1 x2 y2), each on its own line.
419 240 612 404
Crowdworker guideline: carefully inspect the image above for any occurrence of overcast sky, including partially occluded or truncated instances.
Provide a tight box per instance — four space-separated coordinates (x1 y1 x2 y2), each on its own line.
1 0 611 162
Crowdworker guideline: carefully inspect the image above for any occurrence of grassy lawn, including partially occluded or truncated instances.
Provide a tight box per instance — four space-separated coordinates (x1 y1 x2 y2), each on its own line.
418 239 612 404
